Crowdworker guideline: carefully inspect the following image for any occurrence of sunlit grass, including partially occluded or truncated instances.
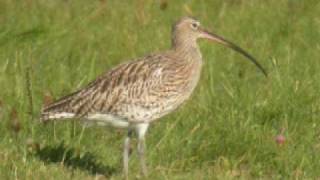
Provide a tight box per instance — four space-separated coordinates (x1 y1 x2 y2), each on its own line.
0 0 320 179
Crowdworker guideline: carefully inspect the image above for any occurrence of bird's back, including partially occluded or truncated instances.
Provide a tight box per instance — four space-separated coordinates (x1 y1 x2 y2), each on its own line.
41 51 202 125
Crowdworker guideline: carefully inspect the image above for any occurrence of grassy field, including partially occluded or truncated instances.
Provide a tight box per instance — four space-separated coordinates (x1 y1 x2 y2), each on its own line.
1 0 320 179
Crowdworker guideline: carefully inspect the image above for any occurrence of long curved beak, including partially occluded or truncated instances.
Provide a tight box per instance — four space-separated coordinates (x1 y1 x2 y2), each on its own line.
200 28 267 77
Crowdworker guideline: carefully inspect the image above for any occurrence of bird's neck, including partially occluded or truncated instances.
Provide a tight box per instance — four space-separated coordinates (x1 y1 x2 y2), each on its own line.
171 38 202 63
169 38 203 98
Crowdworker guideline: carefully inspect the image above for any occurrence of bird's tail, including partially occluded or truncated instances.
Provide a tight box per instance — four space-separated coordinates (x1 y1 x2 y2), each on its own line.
40 93 77 123
40 110 76 122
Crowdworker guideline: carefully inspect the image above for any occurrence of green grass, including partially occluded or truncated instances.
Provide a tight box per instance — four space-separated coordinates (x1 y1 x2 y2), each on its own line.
1 0 320 179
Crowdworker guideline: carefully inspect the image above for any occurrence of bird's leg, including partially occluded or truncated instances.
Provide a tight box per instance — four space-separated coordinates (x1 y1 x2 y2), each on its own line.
138 135 147 176
135 123 149 177
123 129 133 179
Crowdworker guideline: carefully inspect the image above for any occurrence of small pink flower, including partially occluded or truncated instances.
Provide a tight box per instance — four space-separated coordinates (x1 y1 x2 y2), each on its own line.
275 134 286 145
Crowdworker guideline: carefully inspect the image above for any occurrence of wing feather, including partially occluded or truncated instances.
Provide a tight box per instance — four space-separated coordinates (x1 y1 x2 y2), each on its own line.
41 54 170 122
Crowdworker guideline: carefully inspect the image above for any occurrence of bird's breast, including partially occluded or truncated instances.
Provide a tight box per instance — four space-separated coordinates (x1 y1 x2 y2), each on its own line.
179 58 203 97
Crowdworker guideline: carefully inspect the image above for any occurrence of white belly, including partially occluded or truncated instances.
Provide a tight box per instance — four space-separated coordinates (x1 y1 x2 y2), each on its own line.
84 113 129 128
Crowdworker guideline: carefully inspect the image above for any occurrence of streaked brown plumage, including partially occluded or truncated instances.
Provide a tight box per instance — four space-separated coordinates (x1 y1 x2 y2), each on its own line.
41 17 266 178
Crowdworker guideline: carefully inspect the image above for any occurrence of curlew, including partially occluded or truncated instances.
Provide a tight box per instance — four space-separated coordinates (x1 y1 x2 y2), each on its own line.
41 17 267 178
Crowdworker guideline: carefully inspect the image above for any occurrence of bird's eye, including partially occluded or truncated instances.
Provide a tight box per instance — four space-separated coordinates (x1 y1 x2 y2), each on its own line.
191 23 198 29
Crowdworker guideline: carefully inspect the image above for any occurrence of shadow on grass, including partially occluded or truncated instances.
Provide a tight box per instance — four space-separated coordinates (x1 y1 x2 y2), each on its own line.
35 142 117 177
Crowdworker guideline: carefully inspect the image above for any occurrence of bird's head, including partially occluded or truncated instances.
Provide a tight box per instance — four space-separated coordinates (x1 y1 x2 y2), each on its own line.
172 17 267 76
